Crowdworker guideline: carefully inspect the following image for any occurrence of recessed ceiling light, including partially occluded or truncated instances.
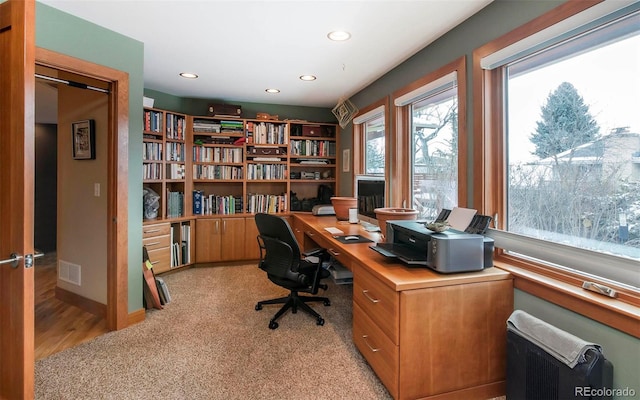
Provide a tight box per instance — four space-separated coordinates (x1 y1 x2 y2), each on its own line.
327 31 351 41
179 72 198 79
265 88 280 94
299 75 317 81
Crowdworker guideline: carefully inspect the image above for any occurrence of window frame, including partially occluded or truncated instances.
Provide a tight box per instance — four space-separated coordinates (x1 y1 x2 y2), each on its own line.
392 56 468 210
352 96 390 200
472 0 640 337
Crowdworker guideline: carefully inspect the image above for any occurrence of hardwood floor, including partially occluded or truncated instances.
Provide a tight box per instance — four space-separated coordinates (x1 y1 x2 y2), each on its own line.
35 252 109 360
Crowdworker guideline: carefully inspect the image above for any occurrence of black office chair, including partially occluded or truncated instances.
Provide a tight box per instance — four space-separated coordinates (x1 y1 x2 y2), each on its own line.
254 213 331 329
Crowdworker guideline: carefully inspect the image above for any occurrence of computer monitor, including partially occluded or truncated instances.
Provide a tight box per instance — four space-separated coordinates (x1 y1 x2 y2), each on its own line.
354 174 386 227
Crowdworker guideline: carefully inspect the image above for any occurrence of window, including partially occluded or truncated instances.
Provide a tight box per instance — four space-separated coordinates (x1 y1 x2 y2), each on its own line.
363 115 385 175
409 79 458 220
352 98 389 180
475 1 640 290
393 57 467 216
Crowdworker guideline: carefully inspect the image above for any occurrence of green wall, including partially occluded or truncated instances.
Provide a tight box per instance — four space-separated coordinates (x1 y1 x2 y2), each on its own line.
346 1 640 397
144 88 336 123
36 2 145 313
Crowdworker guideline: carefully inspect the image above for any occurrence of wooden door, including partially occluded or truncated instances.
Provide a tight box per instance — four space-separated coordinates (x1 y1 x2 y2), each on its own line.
244 217 261 260
221 218 245 261
195 218 222 262
0 0 36 398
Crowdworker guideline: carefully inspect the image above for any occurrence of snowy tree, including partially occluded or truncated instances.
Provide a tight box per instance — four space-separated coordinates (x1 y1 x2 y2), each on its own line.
530 82 600 160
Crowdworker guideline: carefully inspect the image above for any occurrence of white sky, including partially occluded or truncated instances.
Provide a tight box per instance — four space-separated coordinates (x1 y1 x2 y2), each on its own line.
507 34 640 163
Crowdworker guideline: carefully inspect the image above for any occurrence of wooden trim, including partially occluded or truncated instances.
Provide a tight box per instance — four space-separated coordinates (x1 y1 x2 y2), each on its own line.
496 253 640 306
392 106 410 207
35 47 130 331
495 260 640 338
55 286 107 318
127 308 146 326
0 1 36 398
390 56 467 209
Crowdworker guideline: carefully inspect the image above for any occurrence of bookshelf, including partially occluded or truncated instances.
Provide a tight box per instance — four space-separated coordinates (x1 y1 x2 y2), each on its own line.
143 108 193 272
289 122 337 201
144 107 339 266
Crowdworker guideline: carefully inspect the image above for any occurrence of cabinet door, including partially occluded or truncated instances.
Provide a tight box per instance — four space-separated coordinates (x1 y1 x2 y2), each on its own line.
195 218 222 262
221 218 245 261
244 217 261 260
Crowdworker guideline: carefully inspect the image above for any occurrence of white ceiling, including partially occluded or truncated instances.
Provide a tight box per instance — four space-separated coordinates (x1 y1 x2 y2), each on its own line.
38 0 493 108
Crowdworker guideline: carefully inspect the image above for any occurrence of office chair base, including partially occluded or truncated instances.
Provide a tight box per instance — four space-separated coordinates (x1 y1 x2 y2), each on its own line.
255 291 330 329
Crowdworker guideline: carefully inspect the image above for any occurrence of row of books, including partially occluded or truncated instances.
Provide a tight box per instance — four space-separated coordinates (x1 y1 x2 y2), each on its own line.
170 223 190 267
144 110 163 133
166 142 185 161
193 165 243 180
193 119 221 133
143 163 162 180
246 121 288 145
193 146 243 163
193 191 243 215
246 163 287 180
167 163 186 179
166 113 186 140
166 190 184 218
246 193 287 214
219 120 244 132
290 140 336 157
143 142 162 161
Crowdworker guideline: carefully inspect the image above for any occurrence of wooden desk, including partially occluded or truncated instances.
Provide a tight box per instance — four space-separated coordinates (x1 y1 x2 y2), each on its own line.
293 214 513 400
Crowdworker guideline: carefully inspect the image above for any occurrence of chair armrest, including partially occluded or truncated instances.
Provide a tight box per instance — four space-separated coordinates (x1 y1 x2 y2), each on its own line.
302 247 324 257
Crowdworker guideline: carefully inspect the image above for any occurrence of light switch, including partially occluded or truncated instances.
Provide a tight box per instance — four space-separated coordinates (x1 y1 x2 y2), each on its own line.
94 183 100 197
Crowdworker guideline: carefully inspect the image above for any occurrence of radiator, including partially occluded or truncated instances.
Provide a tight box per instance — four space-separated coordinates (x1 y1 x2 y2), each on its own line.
506 311 613 400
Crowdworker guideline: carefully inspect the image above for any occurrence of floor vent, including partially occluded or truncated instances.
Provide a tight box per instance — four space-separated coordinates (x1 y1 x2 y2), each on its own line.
58 260 81 286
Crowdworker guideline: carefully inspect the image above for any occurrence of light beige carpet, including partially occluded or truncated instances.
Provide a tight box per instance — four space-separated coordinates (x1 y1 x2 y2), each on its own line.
35 264 392 399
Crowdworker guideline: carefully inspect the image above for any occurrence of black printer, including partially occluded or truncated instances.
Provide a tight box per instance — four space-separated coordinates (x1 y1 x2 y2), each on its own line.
370 219 494 273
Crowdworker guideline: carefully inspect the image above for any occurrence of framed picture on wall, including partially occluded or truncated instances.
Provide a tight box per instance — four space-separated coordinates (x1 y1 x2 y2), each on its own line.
72 119 95 160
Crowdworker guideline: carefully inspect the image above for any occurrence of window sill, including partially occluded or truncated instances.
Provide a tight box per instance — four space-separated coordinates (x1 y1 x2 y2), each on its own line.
494 259 640 339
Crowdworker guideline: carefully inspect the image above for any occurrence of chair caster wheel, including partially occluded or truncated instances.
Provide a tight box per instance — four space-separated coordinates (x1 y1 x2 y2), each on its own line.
316 318 324 326
323 300 331 306
255 304 262 311
269 320 279 330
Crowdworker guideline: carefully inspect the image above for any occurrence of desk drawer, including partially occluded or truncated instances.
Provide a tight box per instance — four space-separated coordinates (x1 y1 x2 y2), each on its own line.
353 302 399 398
353 263 399 344
304 229 351 269
143 222 171 238
143 234 170 251
147 246 171 274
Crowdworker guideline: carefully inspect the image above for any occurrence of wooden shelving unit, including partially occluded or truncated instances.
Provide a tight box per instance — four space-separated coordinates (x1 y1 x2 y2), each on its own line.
143 107 339 266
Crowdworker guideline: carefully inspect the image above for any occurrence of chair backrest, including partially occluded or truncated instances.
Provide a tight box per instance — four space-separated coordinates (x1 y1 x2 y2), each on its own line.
254 213 301 260
254 213 306 284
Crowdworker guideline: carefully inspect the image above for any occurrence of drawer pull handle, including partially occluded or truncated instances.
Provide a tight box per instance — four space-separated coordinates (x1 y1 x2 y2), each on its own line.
362 290 379 304
145 241 160 246
306 231 315 237
328 248 340 257
362 335 380 352
144 229 160 234
151 260 159 265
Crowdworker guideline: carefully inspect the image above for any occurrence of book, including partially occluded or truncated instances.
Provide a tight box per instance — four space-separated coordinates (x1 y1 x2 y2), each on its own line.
193 190 203 215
